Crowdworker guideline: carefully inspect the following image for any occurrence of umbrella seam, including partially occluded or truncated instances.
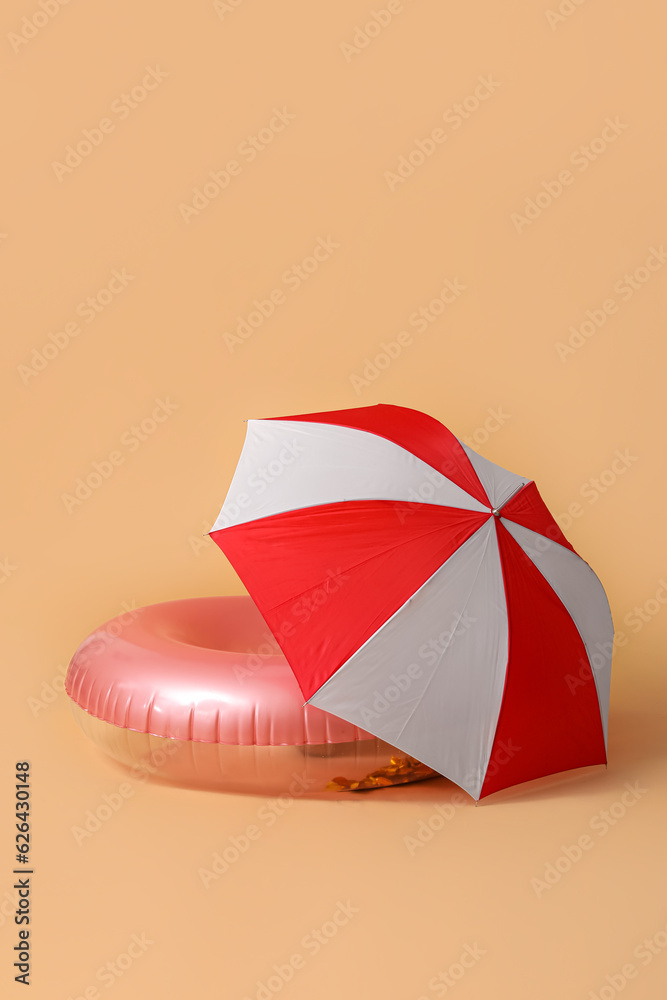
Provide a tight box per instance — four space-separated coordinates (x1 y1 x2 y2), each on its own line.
212 494 492 532
392 520 496 746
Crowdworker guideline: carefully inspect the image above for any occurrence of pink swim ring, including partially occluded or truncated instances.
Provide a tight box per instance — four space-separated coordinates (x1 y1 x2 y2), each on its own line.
65 596 436 795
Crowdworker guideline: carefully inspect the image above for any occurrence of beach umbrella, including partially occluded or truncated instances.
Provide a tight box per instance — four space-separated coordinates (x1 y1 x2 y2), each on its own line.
209 404 613 800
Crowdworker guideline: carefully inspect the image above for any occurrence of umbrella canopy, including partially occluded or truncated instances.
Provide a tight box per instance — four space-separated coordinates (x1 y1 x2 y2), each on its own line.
209 404 613 800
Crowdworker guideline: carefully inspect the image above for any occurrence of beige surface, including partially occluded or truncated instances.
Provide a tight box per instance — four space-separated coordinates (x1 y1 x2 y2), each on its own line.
2 1 666 997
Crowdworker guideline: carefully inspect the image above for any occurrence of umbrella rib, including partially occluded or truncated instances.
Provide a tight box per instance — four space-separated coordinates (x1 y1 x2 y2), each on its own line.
492 480 527 515
212 490 491 533
393 521 495 745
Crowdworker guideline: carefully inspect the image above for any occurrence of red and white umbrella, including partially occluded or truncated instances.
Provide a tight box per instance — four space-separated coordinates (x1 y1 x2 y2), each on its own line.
209 404 613 800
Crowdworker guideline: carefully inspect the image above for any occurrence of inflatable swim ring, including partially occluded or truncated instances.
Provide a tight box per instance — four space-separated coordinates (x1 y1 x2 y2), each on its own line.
65 596 437 795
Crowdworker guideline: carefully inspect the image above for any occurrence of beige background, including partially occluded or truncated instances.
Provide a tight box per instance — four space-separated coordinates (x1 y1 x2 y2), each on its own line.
2 1 667 997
